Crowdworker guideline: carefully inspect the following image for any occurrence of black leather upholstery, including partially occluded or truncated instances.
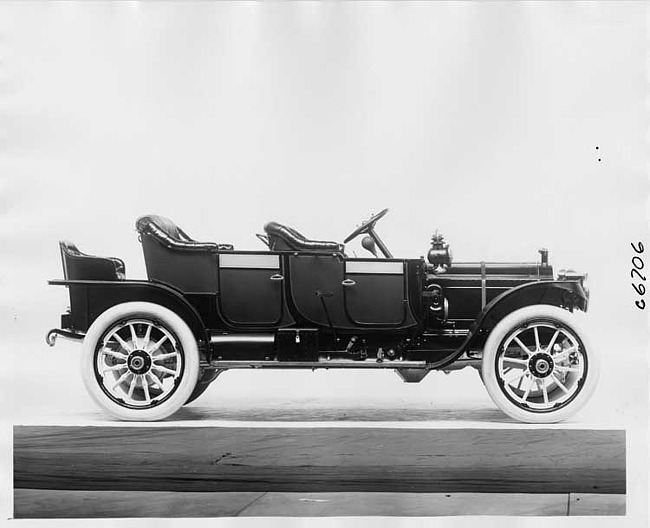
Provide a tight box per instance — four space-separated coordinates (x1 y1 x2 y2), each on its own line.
264 221 344 253
136 215 234 252
60 240 125 280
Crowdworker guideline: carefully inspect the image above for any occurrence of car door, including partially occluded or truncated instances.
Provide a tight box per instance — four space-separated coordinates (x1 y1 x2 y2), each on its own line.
218 252 285 326
343 259 407 325
288 253 349 328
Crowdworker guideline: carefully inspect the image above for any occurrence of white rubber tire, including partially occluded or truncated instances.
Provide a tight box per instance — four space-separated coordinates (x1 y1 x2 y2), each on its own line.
481 305 599 424
81 302 200 421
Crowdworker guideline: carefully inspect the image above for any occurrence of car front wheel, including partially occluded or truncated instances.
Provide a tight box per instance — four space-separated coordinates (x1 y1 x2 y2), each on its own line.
481 305 598 424
81 302 200 421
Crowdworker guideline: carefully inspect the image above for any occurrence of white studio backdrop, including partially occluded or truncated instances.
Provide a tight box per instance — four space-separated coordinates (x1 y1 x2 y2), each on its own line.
0 2 648 527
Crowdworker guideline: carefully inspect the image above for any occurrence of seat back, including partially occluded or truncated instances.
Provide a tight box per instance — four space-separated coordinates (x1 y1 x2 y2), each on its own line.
135 215 231 292
264 221 344 253
135 215 227 252
59 241 125 281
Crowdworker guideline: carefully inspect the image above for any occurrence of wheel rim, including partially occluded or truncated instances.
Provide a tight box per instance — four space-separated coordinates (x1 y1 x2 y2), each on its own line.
94 318 184 409
495 319 587 413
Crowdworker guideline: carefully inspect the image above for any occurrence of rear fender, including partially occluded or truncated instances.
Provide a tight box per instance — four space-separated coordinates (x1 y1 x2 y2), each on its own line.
49 279 208 353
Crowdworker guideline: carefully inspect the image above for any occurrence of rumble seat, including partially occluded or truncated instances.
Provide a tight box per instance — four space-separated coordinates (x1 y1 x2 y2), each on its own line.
59 241 125 280
264 221 344 253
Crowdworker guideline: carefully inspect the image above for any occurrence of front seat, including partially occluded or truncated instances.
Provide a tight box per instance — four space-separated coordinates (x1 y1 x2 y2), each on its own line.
264 221 344 253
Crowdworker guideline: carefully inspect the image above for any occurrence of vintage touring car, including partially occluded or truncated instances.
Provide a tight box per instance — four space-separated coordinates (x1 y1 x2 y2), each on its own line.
47 209 597 423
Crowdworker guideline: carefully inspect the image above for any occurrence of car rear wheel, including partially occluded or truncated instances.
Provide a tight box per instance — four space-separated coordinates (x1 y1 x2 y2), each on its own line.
481 305 598 424
81 302 200 421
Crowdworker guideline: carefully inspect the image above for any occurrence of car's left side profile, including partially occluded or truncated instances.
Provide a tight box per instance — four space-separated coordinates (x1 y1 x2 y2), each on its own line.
47 210 597 423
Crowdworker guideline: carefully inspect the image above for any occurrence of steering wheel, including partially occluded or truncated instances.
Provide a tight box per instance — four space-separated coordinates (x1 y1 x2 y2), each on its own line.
344 208 389 244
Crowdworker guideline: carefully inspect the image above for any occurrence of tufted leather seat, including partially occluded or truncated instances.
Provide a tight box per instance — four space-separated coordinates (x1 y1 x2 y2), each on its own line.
136 215 233 252
264 221 344 253
136 215 230 292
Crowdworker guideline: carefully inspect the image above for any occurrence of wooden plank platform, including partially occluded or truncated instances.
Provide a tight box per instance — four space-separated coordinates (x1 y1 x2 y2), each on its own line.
14 426 625 494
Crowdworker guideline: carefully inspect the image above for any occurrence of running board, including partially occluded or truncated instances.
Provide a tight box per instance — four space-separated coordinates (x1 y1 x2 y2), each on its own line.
207 357 481 371
209 358 429 369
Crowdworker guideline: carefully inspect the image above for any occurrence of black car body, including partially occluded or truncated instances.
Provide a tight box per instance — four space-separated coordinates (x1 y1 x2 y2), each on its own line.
48 210 596 423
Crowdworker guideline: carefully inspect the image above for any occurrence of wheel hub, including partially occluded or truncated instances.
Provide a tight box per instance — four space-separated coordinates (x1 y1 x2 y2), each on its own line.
529 352 554 378
127 350 152 375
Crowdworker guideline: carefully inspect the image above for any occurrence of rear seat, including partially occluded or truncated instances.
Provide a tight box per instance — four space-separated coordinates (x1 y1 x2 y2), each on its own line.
135 215 231 292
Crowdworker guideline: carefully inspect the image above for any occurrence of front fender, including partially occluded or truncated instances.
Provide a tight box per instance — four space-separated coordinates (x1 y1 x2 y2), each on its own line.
466 280 587 348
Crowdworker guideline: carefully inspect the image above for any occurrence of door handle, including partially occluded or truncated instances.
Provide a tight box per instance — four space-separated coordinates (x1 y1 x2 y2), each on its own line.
342 279 356 287
270 274 284 281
